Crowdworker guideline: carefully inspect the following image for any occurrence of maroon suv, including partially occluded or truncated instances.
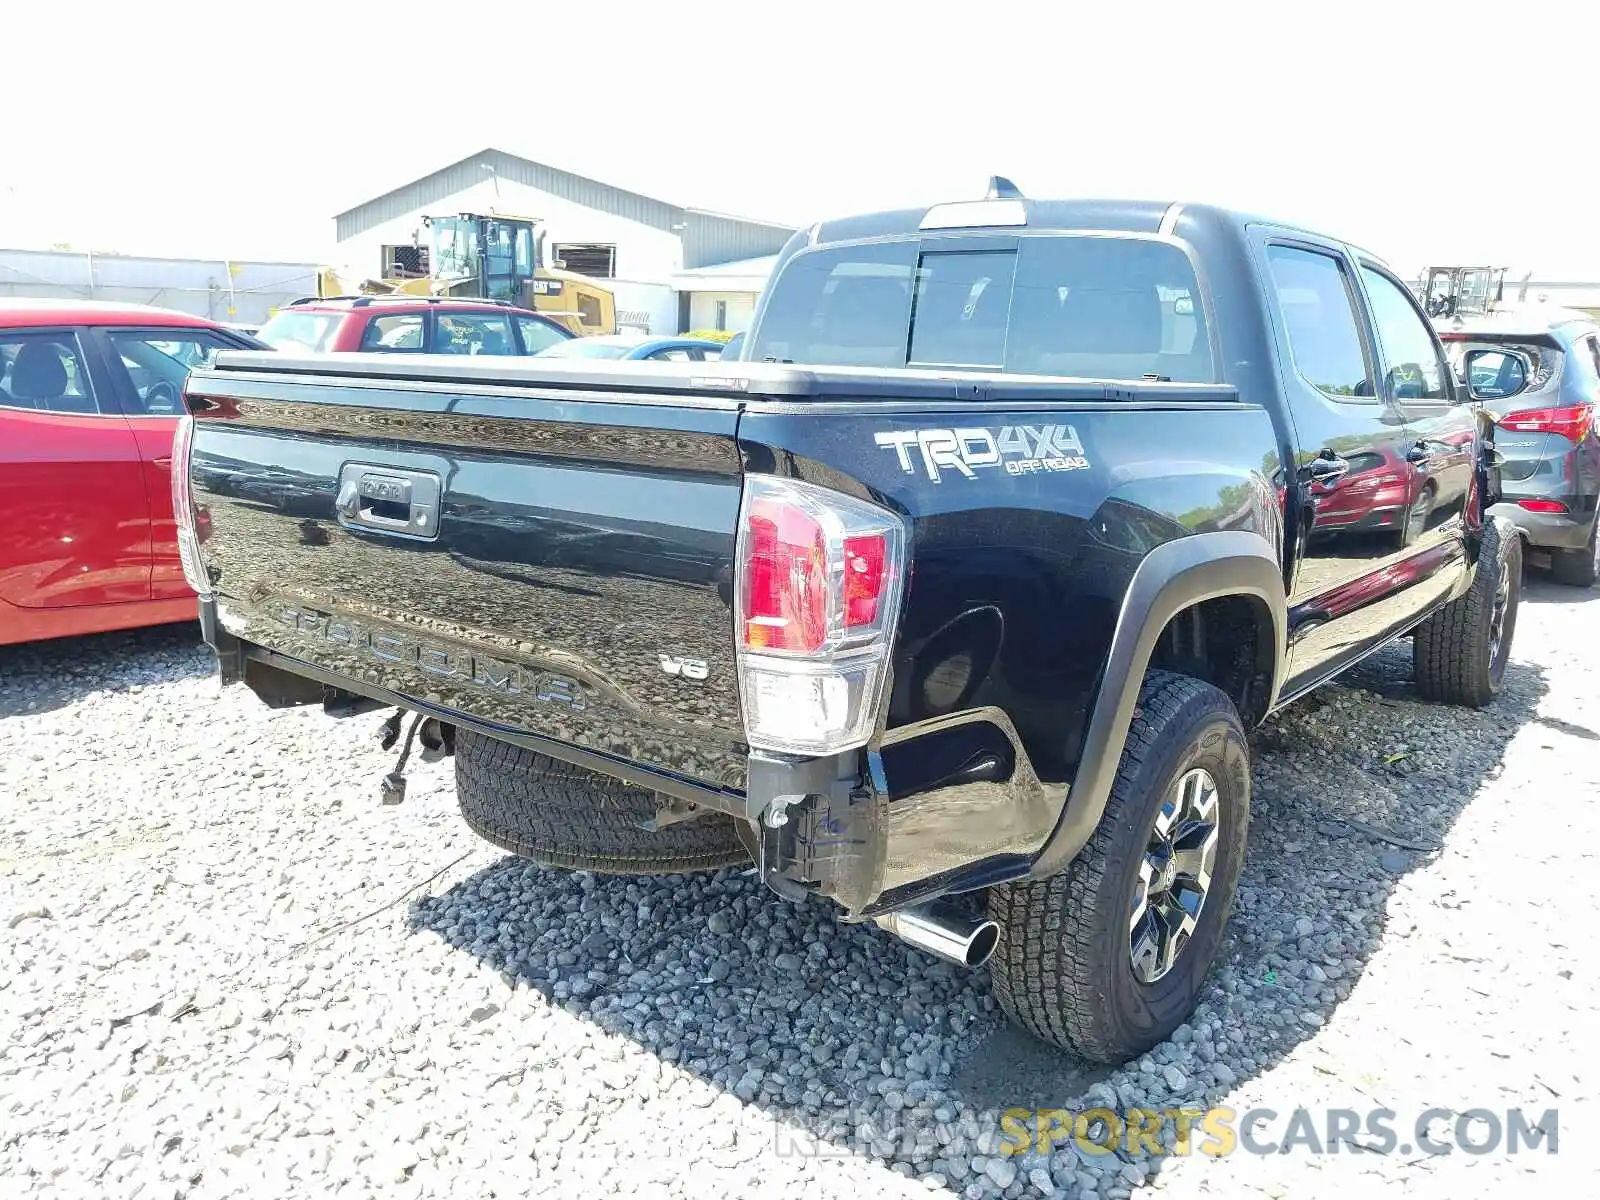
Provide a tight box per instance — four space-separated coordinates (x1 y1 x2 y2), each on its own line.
254 296 573 357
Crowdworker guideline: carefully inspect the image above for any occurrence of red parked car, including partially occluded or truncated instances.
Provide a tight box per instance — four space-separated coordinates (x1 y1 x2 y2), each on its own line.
1308 435 1474 549
253 296 573 355
0 300 265 645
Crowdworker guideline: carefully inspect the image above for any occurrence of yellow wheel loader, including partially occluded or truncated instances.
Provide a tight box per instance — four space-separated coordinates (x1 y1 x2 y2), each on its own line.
314 213 616 337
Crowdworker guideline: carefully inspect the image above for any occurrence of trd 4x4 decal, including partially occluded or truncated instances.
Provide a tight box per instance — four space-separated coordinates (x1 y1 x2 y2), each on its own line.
874 425 1089 483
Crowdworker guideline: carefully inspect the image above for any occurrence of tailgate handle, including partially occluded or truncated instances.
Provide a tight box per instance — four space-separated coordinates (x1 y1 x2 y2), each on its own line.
335 464 442 541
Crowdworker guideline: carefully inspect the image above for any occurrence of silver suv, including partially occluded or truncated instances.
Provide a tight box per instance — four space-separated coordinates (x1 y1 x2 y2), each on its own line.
1442 308 1600 585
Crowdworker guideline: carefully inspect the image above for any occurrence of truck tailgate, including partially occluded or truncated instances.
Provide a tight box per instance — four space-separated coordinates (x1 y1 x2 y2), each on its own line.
186 356 748 792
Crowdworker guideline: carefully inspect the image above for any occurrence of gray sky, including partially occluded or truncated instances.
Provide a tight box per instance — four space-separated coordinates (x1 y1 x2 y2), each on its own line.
2 0 1592 278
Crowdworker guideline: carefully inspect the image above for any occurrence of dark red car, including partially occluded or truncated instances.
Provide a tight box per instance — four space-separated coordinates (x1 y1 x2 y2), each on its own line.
0 300 263 645
253 296 573 355
1308 436 1474 548
1308 446 1427 541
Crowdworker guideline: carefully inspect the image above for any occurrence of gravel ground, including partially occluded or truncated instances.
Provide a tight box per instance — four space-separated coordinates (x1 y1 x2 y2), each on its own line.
3 577 1597 1200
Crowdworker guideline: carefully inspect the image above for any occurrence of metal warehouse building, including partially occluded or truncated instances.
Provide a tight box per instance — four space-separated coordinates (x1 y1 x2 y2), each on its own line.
332 148 795 335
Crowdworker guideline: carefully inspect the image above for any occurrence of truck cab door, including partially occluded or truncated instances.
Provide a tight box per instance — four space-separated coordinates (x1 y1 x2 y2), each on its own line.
1353 261 1481 597
0 329 152 610
1256 239 1436 696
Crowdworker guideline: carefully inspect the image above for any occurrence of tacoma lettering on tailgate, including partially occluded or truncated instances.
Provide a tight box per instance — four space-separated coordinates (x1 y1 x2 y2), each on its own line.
271 604 585 709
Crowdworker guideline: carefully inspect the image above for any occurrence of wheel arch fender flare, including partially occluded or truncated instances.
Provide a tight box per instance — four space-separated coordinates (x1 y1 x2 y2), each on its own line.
1028 530 1287 879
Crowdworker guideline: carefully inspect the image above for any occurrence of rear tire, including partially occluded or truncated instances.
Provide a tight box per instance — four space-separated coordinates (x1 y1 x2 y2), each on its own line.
454 730 750 874
1413 517 1521 706
987 671 1250 1064
1549 517 1599 587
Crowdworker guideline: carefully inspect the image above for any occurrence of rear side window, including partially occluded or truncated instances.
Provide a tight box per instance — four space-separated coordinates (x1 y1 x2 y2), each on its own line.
256 310 340 353
515 315 567 354
436 312 514 356
361 314 424 351
0 333 99 414
749 235 1213 382
1265 245 1373 399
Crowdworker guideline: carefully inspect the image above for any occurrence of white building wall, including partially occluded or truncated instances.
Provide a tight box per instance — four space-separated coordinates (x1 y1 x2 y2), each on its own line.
688 291 758 334
334 178 684 284
607 280 679 334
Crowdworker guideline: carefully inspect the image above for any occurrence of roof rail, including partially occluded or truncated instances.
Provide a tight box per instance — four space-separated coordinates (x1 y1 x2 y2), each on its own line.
291 293 520 308
355 294 516 308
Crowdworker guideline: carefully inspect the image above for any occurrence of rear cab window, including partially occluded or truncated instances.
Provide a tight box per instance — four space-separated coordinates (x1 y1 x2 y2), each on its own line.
748 235 1213 382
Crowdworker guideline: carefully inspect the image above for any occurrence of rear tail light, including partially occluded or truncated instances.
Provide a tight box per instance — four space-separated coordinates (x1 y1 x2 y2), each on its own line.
1498 404 1593 444
1516 499 1569 514
171 414 212 597
735 476 907 755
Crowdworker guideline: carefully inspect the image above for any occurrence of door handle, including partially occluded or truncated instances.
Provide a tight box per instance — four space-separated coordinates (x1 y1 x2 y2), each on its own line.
152 455 172 469
1305 453 1349 484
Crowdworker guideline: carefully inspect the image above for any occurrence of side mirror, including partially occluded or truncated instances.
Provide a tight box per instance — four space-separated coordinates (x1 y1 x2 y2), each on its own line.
1462 346 1534 402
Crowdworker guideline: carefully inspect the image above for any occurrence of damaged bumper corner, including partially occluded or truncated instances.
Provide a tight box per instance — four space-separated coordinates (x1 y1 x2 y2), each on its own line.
743 706 1068 919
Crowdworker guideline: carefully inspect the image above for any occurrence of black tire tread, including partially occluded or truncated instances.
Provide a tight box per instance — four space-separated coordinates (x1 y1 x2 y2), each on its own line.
454 730 750 875
988 670 1246 1063
1413 519 1520 707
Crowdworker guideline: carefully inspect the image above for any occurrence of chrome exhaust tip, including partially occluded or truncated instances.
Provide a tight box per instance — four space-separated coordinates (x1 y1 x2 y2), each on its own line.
873 898 1000 968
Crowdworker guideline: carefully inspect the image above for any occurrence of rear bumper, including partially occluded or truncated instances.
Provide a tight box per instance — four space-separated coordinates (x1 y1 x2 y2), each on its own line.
1488 501 1591 550
201 595 749 814
197 596 1065 919
1316 503 1403 532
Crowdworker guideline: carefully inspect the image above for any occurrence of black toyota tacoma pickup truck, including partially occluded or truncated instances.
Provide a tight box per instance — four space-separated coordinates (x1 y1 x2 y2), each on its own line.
174 189 1530 1064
